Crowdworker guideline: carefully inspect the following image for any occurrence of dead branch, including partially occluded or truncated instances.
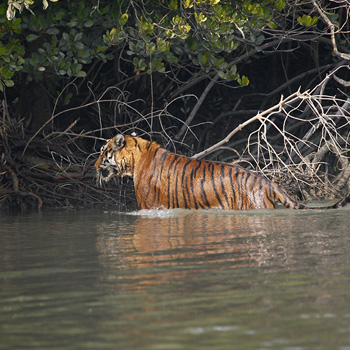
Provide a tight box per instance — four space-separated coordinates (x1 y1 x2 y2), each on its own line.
192 90 302 159
191 68 350 200
334 74 350 87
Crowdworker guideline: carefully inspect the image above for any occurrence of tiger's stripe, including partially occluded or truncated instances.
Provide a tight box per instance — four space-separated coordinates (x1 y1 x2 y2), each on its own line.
95 134 350 211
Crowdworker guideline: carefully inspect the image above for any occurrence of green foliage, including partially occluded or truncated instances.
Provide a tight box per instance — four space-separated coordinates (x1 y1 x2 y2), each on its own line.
0 7 24 91
120 0 288 82
297 15 318 27
1 1 116 95
1 0 289 95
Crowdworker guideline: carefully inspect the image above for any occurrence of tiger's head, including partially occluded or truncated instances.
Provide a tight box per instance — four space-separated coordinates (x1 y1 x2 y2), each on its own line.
95 134 134 186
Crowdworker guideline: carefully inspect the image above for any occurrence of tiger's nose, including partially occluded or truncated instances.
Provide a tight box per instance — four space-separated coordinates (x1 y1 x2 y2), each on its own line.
101 168 110 178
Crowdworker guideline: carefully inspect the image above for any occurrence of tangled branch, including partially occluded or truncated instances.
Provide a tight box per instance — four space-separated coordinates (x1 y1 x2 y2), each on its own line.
195 67 350 200
0 85 198 211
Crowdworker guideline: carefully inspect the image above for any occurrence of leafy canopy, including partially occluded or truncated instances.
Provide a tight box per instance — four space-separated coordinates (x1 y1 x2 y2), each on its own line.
1 0 287 93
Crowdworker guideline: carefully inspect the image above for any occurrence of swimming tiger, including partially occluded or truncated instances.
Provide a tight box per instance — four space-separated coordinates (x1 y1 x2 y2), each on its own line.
94 134 350 210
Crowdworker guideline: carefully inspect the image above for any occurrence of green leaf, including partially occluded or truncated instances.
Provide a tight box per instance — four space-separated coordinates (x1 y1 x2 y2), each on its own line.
297 15 318 27
267 21 277 29
145 42 156 54
119 13 128 26
74 33 83 42
139 59 147 71
238 75 249 87
76 70 86 77
55 10 65 21
169 0 178 10
140 16 154 34
201 53 208 65
4 79 15 87
215 59 227 70
85 20 94 28
62 32 70 41
217 70 226 79
183 0 193 8
156 38 169 53
72 63 82 73
276 0 286 11
106 28 120 44
195 12 207 23
26 34 39 42
230 65 237 75
46 27 59 35
166 52 178 64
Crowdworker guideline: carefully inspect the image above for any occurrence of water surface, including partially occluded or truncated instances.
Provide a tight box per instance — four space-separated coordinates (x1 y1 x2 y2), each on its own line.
1 207 350 349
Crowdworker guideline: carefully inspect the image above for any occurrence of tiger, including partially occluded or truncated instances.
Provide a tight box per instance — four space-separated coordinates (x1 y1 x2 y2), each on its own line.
94 134 350 210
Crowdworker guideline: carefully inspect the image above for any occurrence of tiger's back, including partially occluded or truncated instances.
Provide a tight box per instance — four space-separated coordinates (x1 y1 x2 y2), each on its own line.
134 147 299 210
95 134 350 210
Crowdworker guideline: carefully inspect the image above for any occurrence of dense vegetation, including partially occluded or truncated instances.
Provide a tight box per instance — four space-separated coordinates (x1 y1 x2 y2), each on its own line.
1 0 350 211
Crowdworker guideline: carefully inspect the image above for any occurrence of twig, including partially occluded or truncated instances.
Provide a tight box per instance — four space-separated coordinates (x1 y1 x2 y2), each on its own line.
334 75 350 87
175 75 219 141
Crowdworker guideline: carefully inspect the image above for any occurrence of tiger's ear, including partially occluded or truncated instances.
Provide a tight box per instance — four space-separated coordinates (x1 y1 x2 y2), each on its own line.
112 134 125 151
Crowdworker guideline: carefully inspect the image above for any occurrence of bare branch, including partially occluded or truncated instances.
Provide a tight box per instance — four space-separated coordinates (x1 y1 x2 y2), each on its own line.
192 90 302 159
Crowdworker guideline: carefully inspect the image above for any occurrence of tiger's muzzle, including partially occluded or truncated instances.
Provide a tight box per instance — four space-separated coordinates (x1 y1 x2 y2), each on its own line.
96 165 115 187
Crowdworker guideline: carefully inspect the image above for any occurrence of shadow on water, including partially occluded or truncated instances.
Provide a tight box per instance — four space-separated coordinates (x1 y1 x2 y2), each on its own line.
1 207 350 349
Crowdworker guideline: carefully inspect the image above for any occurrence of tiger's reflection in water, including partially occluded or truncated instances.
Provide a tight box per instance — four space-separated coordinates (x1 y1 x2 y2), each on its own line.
96 210 300 291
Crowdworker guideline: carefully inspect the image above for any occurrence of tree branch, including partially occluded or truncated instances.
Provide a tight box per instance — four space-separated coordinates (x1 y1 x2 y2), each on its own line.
192 90 302 159
312 0 350 61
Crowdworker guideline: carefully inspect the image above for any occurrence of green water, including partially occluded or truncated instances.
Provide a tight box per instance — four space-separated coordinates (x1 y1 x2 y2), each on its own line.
1 207 350 349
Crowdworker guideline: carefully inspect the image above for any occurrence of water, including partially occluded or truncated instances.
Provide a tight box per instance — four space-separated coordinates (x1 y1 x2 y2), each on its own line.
1 207 350 350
